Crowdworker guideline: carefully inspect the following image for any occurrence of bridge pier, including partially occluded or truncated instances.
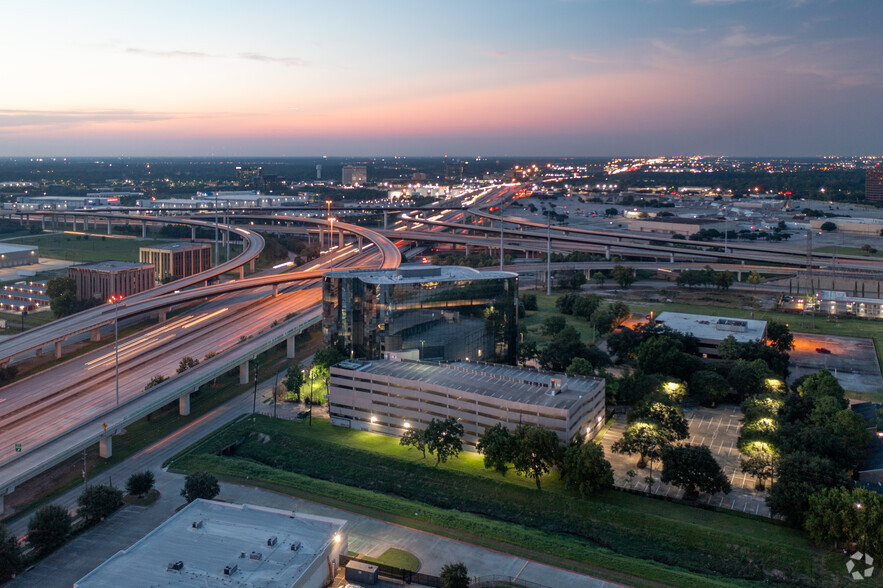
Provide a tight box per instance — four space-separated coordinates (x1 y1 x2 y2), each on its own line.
604 246 611 261
383 211 389 229
239 361 249 384
465 244 470 255
99 436 112 459
157 308 167 322
272 284 278 297
287 335 296 359
89 327 101 342
670 252 674 263
191 226 196 240
142 221 147 238
339 231 344 249
358 236 363 251
54 340 62 359
41 216 46 231
238 266 245 279
179 392 191 416
72 216 77 231
737 271 742 281
107 218 112 235
318 229 324 249
249 259 255 274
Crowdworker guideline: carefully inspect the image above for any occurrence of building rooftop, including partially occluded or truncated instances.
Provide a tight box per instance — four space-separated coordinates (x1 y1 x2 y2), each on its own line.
72 260 153 272
0 243 38 254
637 217 725 225
140 242 211 251
74 500 347 588
654 312 767 343
819 290 883 305
334 359 603 410
325 264 516 284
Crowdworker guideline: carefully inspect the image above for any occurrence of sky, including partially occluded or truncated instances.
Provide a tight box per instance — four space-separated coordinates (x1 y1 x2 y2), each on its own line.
1 0 880 157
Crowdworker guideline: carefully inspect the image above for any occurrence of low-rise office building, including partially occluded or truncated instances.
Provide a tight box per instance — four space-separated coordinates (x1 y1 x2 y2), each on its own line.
809 217 883 235
653 312 767 357
627 217 726 236
140 242 212 281
329 358 606 444
323 264 518 364
68 261 155 300
818 290 883 319
74 499 348 588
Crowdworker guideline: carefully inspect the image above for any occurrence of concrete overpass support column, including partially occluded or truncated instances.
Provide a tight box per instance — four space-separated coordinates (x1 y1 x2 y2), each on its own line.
41 216 46 231
605 246 611 261
238 266 245 279
54 340 62 359
99 436 112 459
239 361 249 384
72 216 77 231
287 335 296 359
179 392 191 416
107 219 112 235
141 221 147 238
737 271 742 282
670 252 674 263
158 308 167 322
383 211 389 229
272 284 278 296
339 231 344 249
0 494 4 515
226 232 230 259
465 244 470 255
358 236 363 251
191 226 196 240
249 259 255 274
89 327 101 342
318 229 324 249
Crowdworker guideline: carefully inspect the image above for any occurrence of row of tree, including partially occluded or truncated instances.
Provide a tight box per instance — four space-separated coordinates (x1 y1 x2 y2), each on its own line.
675 266 735 290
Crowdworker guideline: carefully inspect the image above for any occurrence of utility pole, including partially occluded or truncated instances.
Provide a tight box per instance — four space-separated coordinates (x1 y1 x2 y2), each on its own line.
252 359 259 414
82 449 88 487
546 216 552 296
273 369 279 419
499 205 504 271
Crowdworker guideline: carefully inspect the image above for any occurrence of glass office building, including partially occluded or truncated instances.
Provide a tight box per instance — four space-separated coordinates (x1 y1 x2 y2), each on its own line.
323 265 518 364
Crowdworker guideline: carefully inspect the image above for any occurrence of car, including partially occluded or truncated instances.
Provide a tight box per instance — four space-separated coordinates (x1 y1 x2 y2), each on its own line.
815 347 832 354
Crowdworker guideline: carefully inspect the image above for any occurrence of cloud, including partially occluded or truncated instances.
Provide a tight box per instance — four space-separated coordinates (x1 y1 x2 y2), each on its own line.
0 108 201 130
721 26 788 48
691 0 749 5
124 46 307 67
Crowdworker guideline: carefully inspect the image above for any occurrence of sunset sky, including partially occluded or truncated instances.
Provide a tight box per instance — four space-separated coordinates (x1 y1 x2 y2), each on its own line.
1 0 880 157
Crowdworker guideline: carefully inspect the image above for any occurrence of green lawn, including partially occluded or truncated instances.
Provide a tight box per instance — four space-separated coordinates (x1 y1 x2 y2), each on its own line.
8 233 176 263
521 292 601 346
360 548 420 572
167 416 843 587
815 246 883 258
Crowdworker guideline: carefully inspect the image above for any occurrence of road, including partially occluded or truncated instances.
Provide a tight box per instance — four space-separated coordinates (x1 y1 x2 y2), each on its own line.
0 220 397 501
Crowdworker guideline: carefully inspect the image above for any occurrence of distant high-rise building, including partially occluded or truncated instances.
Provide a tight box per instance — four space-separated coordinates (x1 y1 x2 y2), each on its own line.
316 164 322 180
341 165 367 185
235 166 261 188
139 243 211 281
867 168 883 202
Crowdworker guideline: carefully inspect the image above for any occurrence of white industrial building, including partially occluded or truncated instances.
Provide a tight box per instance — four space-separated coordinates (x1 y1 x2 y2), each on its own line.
653 312 768 357
74 500 348 588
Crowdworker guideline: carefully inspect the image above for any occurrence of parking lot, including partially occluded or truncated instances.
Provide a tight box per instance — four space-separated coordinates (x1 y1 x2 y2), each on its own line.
599 406 771 517
789 332 883 394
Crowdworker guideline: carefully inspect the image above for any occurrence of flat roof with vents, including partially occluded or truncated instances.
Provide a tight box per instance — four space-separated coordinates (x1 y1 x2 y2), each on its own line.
74 499 347 588
654 312 767 344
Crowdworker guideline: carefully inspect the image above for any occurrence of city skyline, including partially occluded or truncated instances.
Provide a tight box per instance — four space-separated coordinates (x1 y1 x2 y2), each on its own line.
1 0 880 157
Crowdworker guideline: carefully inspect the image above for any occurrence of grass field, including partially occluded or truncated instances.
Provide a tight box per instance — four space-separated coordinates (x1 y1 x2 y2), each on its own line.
815 245 883 258
359 548 421 572
8 233 175 263
167 416 844 587
521 292 601 346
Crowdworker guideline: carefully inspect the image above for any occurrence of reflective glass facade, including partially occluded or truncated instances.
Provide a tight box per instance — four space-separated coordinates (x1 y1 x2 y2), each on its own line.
323 265 518 364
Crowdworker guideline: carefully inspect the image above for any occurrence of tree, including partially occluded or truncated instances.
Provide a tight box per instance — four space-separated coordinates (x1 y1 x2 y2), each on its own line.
766 452 850 527
661 444 731 499
746 270 764 288
400 427 427 458
612 421 673 468
572 294 602 320
610 265 636 288
606 326 642 362
804 486 883 554
144 374 168 391
542 314 566 336
566 357 594 376
312 346 345 373
27 504 72 556
77 484 124 524
176 356 199 374
593 272 607 286
285 362 305 401
424 417 464 465
690 370 730 407
539 326 587 372
861 243 878 255
512 424 562 489
629 402 690 441
181 471 220 503
126 471 155 497
439 562 469 588
766 321 794 352
476 424 514 474
522 293 538 311
590 307 617 335
819 221 837 231
609 301 631 325
0 524 23 584
740 449 777 490
605 207 619 217
562 440 614 497
518 340 538 366
47 276 78 317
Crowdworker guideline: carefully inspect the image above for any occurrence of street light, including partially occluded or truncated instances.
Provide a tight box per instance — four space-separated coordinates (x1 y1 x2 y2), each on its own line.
328 216 337 250
308 367 314 426
325 199 332 216
107 295 124 406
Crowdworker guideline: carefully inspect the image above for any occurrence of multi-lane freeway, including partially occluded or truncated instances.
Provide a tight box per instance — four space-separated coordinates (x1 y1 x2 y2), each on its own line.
0 218 398 510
